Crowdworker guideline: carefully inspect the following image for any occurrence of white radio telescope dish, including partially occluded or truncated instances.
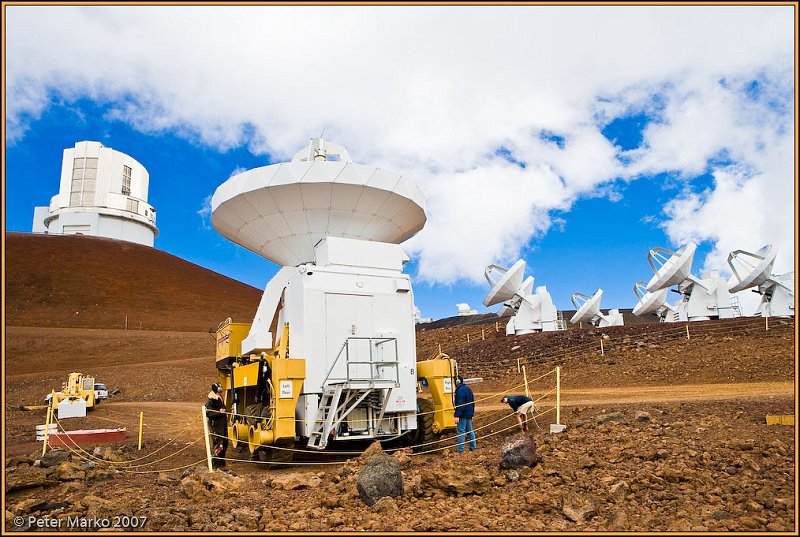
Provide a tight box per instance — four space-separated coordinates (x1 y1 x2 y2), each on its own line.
727 244 777 293
632 281 669 316
645 242 697 292
211 138 426 267
483 260 526 307
570 290 603 324
482 259 563 333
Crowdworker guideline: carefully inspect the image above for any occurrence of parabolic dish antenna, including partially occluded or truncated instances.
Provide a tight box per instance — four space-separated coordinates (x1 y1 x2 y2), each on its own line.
632 281 669 315
498 276 534 316
570 290 603 324
645 242 697 292
483 260 526 307
520 276 534 296
727 244 777 293
211 138 427 267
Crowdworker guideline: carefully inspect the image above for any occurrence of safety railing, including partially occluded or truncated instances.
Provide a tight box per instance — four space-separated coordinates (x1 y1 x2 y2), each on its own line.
322 336 400 387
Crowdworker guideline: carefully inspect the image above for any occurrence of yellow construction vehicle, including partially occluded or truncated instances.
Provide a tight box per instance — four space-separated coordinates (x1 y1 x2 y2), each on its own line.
48 372 96 418
216 320 305 463
214 320 458 461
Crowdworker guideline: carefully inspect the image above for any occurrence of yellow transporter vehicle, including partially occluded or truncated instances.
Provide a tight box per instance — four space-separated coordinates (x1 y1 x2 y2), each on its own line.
215 321 305 463
215 319 459 462
49 372 96 418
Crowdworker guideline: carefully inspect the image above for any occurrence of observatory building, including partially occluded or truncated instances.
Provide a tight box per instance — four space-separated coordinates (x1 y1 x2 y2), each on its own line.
456 303 478 316
32 141 158 247
414 306 433 324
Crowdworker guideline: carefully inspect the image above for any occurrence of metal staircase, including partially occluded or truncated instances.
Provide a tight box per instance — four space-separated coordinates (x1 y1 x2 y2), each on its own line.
729 296 743 317
307 337 399 450
555 310 567 331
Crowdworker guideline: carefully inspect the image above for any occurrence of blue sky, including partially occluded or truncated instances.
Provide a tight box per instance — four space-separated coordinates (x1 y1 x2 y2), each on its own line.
4 5 795 321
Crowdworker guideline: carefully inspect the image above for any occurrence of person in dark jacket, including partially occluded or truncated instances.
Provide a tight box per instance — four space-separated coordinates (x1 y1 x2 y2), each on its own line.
501 394 538 432
205 382 228 468
453 375 476 453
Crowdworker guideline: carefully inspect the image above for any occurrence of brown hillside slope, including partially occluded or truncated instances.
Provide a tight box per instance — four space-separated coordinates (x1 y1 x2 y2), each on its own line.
4 232 262 331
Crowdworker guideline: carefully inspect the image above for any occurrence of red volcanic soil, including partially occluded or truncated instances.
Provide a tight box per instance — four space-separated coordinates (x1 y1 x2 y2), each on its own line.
5 232 261 331
3 232 796 532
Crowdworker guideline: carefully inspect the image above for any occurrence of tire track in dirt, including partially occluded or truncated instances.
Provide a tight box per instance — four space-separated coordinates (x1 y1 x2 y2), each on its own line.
474 380 794 410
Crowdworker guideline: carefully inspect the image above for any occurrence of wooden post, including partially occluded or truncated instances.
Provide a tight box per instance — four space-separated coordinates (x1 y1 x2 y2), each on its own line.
466 333 470 343
517 358 521 374
495 322 499 332
125 316 128 330
42 406 52 456
686 324 690 340
600 338 604 356
522 365 530 399
202 406 214 472
481 329 485 340
438 343 442 354
138 412 144 450
556 366 561 426
765 315 769 331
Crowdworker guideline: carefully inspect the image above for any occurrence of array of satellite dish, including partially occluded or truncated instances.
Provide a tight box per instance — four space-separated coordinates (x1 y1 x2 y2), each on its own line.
570 289 624 327
633 242 794 321
477 241 793 336
482 260 562 335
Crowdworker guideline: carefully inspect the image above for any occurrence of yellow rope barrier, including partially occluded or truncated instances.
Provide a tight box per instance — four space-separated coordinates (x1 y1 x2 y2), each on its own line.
48 424 208 475
124 458 209 475
211 375 547 425
51 414 203 469
205 380 560 460
122 436 205 469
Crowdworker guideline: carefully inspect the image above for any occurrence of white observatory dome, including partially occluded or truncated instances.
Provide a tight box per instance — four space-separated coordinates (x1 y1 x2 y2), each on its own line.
211 138 426 267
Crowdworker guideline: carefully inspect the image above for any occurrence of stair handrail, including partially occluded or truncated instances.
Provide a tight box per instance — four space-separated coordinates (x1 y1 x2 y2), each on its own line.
322 336 400 386
321 340 350 387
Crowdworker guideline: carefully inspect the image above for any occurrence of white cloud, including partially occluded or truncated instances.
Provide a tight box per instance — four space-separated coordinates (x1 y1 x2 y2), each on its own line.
405 159 569 283
197 194 213 230
5 5 795 288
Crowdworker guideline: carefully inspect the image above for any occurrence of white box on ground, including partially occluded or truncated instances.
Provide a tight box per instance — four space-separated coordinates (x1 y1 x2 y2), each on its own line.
550 423 567 434
57 398 87 419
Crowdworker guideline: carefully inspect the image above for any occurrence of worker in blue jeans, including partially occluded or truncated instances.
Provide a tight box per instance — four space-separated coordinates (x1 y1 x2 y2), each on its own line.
453 375 476 453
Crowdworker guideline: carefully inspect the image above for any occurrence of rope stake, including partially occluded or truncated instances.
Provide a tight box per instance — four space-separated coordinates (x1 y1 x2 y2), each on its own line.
138 412 144 450
201 406 213 472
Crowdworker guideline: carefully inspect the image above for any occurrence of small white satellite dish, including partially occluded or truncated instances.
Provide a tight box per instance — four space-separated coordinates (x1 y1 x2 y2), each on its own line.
570 290 603 324
727 244 777 293
483 260 526 307
645 242 697 292
632 281 669 315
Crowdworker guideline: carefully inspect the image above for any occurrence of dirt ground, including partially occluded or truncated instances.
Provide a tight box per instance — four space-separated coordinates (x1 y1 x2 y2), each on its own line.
3 316 796 532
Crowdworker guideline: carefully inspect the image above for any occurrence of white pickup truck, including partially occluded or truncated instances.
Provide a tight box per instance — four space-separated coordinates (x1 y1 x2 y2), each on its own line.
94 383 109 402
